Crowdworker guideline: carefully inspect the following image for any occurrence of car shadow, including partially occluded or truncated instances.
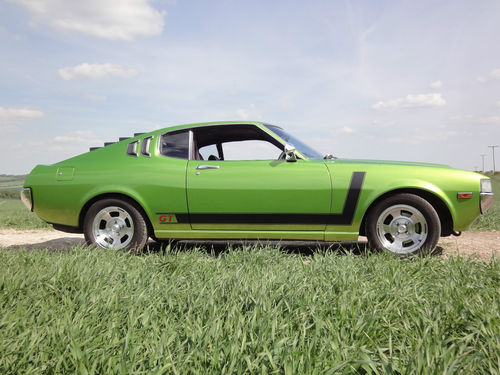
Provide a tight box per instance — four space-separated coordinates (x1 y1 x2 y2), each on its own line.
146 239 443 258
5 237 444 258
6 237 86 252
145 239 372 257
143 240 443 257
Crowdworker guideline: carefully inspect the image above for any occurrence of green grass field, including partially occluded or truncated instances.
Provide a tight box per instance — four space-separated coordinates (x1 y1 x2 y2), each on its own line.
0 174 51 229
0 247 498 374
0 198 51 229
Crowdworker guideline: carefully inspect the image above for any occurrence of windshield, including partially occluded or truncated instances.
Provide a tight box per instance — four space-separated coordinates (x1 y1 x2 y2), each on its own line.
264 124 323 159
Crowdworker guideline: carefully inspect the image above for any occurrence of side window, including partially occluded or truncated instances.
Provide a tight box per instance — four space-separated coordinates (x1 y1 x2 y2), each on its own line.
192 124 285 161
222 140 281 161
160 131 190 159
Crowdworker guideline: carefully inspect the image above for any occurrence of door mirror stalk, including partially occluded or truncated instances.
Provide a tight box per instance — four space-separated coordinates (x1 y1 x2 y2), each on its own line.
284 143 297 162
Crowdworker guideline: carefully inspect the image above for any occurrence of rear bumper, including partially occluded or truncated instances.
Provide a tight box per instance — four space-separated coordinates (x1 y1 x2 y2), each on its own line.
52 224 83 234
20 188 33 212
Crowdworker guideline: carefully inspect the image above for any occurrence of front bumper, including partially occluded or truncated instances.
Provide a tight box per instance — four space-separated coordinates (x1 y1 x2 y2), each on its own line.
480 192 494 214
480 179 494 214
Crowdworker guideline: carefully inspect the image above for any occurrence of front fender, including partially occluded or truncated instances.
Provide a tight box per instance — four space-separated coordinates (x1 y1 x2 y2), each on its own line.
361 178 457 225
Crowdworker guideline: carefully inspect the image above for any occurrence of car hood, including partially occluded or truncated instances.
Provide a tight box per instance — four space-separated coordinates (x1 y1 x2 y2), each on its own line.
323 158 451 169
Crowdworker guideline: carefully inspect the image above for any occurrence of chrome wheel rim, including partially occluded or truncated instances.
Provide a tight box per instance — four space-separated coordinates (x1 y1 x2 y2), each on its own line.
91 206 134 249
376 204 428 254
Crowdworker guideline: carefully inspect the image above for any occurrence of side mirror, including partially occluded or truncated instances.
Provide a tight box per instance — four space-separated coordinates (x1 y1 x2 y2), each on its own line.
284 143 297 162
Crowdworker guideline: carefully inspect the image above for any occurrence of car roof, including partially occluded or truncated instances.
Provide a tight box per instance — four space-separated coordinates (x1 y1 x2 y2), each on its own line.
155 120 266 134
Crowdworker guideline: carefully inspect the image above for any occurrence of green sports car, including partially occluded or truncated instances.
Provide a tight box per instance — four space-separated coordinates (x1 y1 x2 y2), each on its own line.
21 121 494 255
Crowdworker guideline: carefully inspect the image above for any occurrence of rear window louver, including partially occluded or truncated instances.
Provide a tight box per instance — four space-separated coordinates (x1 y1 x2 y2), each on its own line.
141 136 153 157
89 132 146 152
126 141 139 157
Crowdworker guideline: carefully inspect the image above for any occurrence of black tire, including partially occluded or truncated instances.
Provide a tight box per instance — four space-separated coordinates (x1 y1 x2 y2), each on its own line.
83 198 148 253
366 193 441 255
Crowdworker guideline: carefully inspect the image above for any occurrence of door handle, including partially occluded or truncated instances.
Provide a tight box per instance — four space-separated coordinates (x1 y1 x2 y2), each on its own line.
196 165 220 170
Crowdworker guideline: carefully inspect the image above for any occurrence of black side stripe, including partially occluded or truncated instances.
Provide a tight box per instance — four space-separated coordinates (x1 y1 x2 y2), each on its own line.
176 171 366 226
328 171 365 225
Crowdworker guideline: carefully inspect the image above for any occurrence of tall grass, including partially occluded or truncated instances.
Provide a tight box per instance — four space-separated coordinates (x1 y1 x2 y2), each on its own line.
0 198 51 229
0 246 498 374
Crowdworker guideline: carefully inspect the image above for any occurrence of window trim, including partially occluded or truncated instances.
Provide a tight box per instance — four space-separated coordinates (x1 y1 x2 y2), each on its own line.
158 123 291 161
191 123 285 161
158 129 192 160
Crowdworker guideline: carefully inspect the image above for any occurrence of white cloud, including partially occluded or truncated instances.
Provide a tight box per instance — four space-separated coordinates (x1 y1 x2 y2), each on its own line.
84 94 107 102
0 106 44 119
477 68 500 83
372 93 446 110
340 126 355 133
53 130 102 144
0 106 44 133
235 104 261 120
490 68 500 79
235 109 251 120
385 128 459 145
59 63 137 81
451 114 500 125
478 116 500 124
430 80 442 89
496 100 500 108
372 120 394 128
10 0 166 40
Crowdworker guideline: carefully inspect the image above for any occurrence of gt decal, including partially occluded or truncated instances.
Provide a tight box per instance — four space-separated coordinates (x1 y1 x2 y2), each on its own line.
175 172 366 226
157 213 178 224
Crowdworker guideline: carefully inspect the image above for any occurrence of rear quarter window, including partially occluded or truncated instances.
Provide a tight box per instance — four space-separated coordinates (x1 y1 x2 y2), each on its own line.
160 131 190 159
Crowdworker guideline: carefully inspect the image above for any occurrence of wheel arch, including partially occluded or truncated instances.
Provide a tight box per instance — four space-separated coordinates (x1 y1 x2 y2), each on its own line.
78 193 154 237
359 188 454 237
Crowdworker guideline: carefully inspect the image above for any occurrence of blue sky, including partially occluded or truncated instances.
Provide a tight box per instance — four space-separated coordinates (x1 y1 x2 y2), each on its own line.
1 0 499 174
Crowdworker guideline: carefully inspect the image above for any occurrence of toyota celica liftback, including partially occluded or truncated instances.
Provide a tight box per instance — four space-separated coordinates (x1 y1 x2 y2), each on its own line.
21 121 494 255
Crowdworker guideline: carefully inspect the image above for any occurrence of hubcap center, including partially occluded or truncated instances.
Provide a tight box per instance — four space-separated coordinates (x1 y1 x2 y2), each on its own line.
397 224 407 233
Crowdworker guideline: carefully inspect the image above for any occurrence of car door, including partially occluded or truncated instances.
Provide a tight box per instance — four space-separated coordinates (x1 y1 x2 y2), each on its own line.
185 126 332 231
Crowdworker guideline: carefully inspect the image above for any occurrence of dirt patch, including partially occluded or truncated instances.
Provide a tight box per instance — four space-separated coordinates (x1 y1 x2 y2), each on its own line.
0 229 85 251
0 229 498 260
437 231 499 260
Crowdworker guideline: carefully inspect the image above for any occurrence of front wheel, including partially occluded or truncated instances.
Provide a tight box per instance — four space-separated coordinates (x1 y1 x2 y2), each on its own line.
366 194 441 255
83 199 148 253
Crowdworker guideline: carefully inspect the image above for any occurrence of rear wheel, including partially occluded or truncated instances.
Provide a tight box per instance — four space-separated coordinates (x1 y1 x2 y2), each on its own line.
366 194 440 255
83 199 148 253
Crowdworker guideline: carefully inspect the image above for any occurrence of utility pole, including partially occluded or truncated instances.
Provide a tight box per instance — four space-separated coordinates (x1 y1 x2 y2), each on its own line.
481 154 486 173
488 145 498 174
